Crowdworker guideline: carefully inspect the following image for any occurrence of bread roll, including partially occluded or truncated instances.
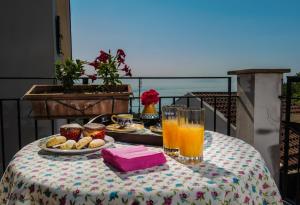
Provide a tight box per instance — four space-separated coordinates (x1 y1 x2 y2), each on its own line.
88 139 105 148
59 140 76 150
76 137 92 150
46 136 67 147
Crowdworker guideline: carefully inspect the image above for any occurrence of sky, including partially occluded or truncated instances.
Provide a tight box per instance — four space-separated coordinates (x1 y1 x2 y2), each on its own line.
71 0 300 77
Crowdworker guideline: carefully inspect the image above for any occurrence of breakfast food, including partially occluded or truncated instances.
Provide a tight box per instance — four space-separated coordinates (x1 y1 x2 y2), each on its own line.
83 123 106 139
42 123 111 152
60 123 82 141
88 139 105 148
75 137 93 150
59 140 76 150
46 135 67 147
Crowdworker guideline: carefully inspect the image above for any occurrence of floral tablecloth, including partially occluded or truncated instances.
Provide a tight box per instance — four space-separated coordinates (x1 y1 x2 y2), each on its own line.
0 131 282 205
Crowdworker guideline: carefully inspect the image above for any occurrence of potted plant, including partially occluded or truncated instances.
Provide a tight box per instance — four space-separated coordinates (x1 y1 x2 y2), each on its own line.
23 49 133 118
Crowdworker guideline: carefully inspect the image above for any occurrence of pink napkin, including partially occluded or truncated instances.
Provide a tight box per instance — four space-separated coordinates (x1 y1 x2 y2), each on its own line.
102 145 167 172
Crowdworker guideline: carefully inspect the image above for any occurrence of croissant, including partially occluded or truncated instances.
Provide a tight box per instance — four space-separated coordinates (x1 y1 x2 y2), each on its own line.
76 137 92 150
59 140 76 150
88 139 105 148
46 136 67 147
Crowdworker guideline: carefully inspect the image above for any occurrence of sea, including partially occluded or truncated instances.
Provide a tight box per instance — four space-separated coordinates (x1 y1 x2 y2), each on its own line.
93 78 237 113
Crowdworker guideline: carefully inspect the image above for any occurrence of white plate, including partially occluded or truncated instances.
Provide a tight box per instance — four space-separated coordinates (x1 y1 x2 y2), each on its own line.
38 135 114 155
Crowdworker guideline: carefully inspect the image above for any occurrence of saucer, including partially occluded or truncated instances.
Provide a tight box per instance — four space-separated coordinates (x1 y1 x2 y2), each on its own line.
106 123 144 133
149 125 162 134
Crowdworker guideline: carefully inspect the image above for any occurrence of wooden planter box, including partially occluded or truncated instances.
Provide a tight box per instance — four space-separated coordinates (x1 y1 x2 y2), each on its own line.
23 84 132 119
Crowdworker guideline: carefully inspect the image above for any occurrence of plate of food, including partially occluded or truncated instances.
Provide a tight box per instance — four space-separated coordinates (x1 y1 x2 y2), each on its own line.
38 123 114 154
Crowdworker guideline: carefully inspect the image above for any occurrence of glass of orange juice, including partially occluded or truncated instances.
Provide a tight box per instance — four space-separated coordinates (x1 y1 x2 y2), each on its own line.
161 105 185 156
178 108 205 162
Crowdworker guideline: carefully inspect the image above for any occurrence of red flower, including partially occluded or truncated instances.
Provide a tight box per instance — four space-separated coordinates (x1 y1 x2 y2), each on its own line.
116 49 126 64
117 56 125 64
125 69 132 77
97 50 110 63
122 64 129 72
89 60 100 68
90 48 133 85
117 49 126 57
141 89 159 106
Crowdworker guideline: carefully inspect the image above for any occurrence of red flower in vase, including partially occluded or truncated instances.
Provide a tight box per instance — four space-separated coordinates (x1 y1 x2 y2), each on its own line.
141 89 159 106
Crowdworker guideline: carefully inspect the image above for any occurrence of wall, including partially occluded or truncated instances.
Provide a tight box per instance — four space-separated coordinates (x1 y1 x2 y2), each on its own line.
0 0 60 173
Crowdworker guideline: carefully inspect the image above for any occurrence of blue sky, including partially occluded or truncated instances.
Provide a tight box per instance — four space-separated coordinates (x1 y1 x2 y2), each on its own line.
71 0 300 76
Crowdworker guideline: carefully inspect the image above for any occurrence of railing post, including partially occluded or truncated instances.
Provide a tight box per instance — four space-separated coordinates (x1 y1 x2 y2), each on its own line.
82 77 88 85
138 78 142 114
129 98 133 114
213 96 217 131
17 100 22 150
227 77 232 136
0 101 5 173
34 120 38 140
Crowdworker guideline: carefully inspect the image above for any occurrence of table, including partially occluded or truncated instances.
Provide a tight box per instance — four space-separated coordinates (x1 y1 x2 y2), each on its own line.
0 131 282 205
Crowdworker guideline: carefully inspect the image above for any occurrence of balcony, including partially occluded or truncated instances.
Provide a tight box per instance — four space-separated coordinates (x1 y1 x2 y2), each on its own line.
1 0 300 204
0 72 299 204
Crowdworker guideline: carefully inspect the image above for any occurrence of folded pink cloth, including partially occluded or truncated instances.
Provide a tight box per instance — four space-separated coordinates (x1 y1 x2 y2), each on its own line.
102 145 167 172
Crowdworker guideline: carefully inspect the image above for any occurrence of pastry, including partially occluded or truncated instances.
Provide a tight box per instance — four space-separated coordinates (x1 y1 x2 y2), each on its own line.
88 139 105 148
46 135 67 147
59 140 76 150
75 137 92 150
60 123 83 141
83 123 106 139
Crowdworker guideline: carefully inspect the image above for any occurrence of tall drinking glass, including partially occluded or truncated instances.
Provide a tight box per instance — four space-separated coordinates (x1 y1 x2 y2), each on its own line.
178 108 205 162
161 105 185 156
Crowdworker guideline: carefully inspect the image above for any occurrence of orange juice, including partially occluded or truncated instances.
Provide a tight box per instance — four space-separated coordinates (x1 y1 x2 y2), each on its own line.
162 119 179 149
178 125 204 157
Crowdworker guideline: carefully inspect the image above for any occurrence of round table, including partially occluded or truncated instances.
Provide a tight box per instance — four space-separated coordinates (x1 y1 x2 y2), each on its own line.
0 131 282 205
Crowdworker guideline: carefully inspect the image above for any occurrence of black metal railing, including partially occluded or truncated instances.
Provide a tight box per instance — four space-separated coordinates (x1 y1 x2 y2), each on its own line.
281 76 300 205
0 76 234 175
